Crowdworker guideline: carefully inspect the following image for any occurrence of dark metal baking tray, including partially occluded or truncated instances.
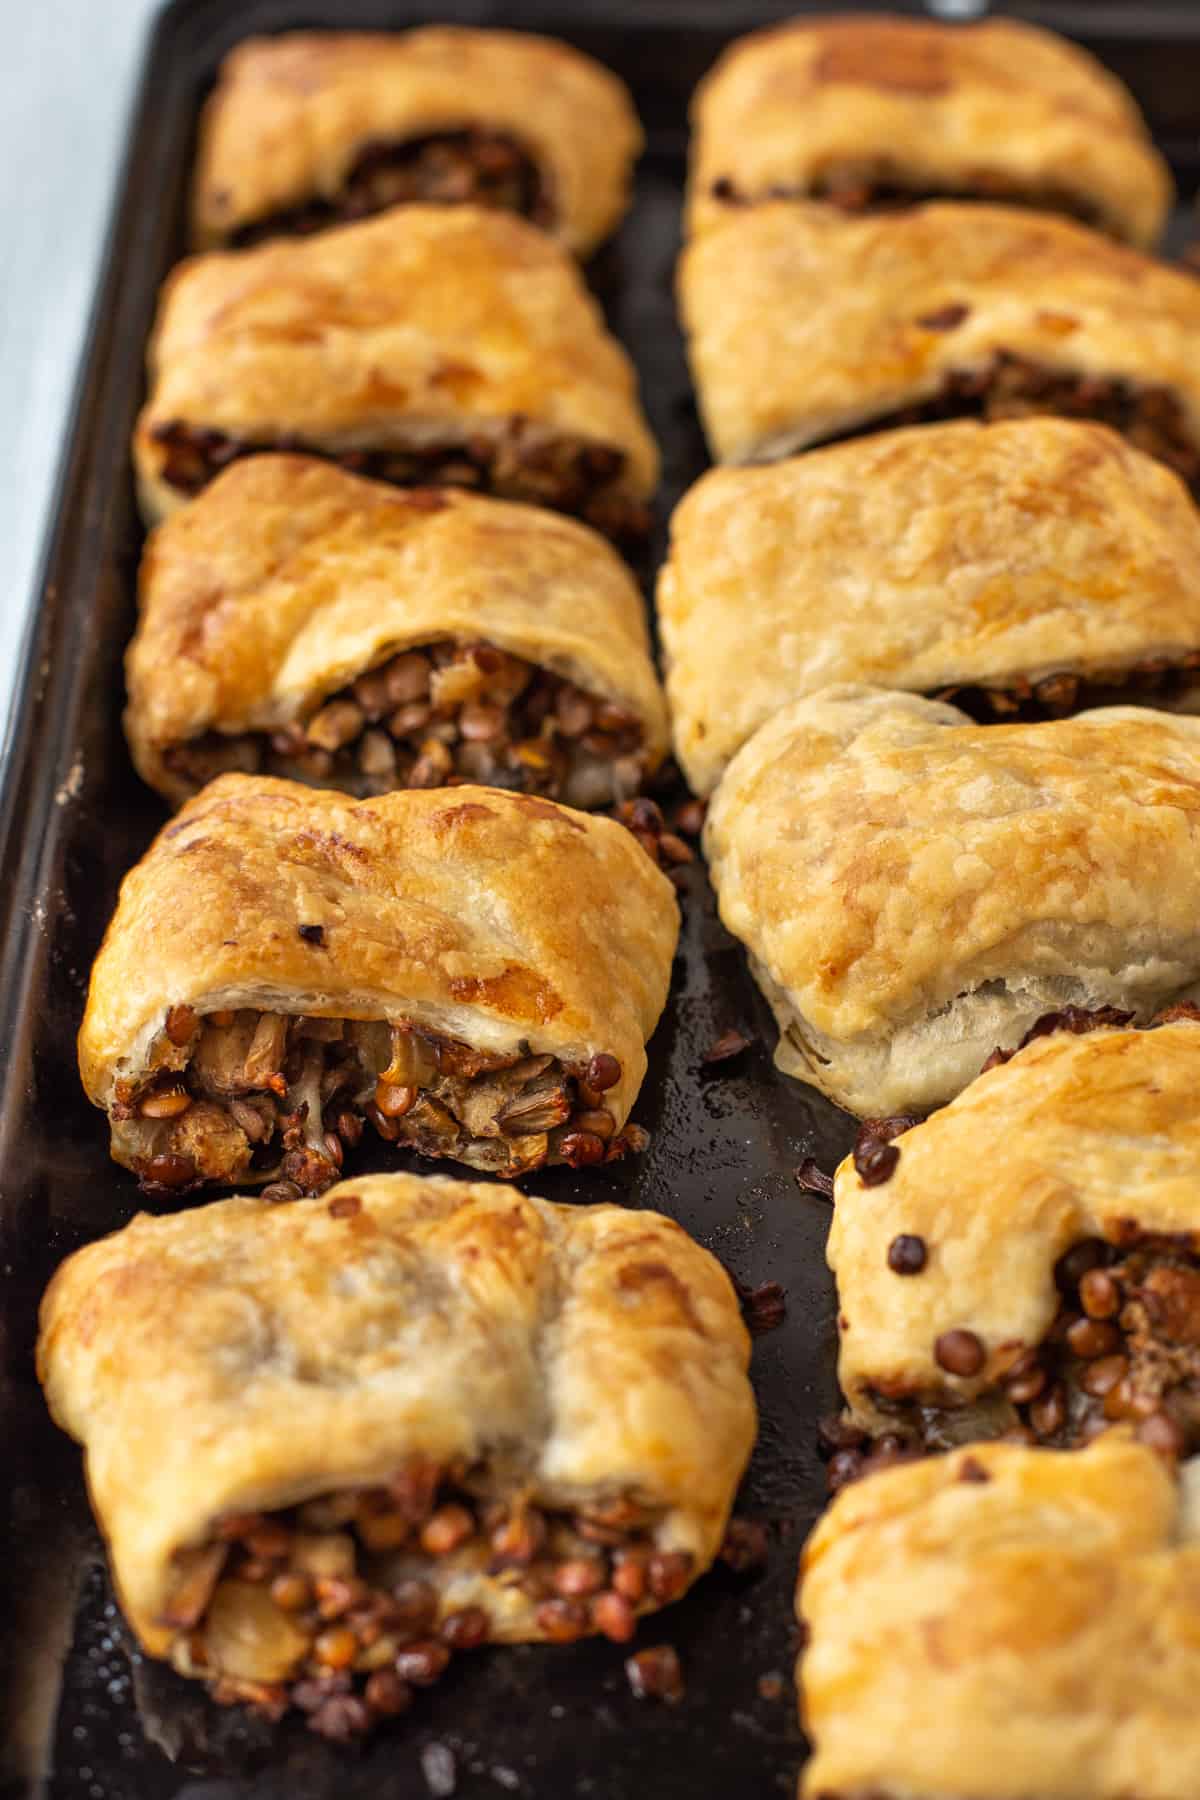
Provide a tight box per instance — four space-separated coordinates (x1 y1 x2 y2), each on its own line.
2 3 1199 1796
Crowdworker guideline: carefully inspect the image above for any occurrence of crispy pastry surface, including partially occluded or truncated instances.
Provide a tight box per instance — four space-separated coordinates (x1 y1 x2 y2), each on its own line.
127 456 668 805
703 687 1200 1116
689 13 1170 246
797 1434 1200 1800
78 774 677 1145
192 27 641 255
677 200 1200 464
134 205 658 524
659 418 1200 795
828 1022 1200 1431
37 1171 755 1657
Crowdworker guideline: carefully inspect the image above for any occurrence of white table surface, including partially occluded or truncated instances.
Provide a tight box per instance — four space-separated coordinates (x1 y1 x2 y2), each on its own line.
3 0 160 763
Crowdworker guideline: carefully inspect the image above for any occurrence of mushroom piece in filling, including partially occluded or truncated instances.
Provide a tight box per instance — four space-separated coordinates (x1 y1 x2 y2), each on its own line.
817 351 1200 496
160 640 650 810
165 1460 694 1739
116 1009 643 1196
230 128 553 248
150 424 651 546
711 164 1107 231
826 1234 1200 1493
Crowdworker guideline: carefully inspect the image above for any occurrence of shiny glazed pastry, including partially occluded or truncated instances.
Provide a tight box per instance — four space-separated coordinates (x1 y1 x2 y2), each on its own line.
133 205 658 538
126 457 668 809
678 200 1200 479
37 1172 756 1736
704 686 1200 1117
658 418 1200 796
688 13 1170 246
192 27 642 256
797 1434 1200 1800
78 775 678 1195
828 1015 1200 1467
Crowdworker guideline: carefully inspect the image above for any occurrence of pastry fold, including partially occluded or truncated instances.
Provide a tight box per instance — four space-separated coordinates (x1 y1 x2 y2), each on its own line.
133 205 658 537
703 686 1200 1117
829 1016 1200 1459
678 200 1200 484
127 456 669 809
192 27 641 257
38 1172 755 1729
689 14 1171 247
78 774 678 1193
797 1434 1200 1800
659 418 1200 796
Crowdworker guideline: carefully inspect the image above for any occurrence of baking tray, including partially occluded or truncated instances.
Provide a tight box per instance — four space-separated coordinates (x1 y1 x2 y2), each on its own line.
3 3 1200 1796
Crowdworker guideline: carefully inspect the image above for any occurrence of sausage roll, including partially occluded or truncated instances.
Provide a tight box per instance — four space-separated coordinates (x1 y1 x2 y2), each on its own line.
689 14 1171 248
38 1172 756 1735
78 775 678 1195
678 200 1200 488
827 1014 1200 1469
797 1434 1200 1800
133 205 658 539
659 418 1200 796
704 686 1200 1118
126 457 668 810
192 28 641 257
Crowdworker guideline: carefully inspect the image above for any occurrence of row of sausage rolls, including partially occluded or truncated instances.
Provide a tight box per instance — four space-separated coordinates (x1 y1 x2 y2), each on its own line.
681 17 1200 1800
40 26 761 1747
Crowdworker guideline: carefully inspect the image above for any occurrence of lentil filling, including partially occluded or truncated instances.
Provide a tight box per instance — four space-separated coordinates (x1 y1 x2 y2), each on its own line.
150 423 651 546
161 639 650 809
115 1009 644 1196
711 164 1106 230
827 1234 1200 1492
166 1458 693 1739
930 653 1200 725
820 352 1200 496
230 128 554 248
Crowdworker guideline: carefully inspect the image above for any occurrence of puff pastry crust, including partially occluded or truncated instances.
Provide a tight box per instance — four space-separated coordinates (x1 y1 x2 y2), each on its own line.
133 205 658 528
689 14 1171 247
659 418 1200 795
38 1172 755 1700
126 456 669 808
79 774 678 1190
797 1433 1200 1800
704 687 1200 1117
192 28 641 256
677 200 1200 468
830 1019 1200 1450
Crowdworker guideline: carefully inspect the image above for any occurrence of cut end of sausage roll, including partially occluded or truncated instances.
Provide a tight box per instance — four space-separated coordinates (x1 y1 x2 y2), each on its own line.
37 1174 756 1735
688 14 1171 248
826 1013 1200 1481
133 205 658 539
677 201 1200 484
797 1433 1200 1800
703 686 1200 1119
659 418 1200 796
127 457 668 810
192 28 642 257
78 775 678 1194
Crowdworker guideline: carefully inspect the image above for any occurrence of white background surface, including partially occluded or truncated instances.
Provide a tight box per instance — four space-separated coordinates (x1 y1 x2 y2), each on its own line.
3 0 161 758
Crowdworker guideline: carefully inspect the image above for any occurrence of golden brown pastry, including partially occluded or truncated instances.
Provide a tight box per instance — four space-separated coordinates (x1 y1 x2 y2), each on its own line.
828 1014 1200 1469
192 28 641 256
797 1433 1200 1800
38 1171 756 1735
127 456 669 810
133 205 658 538
659 418 1200 796
704 686 1200 1118
678 200 1200 483
78 775 678 1194
689 14 1171 247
